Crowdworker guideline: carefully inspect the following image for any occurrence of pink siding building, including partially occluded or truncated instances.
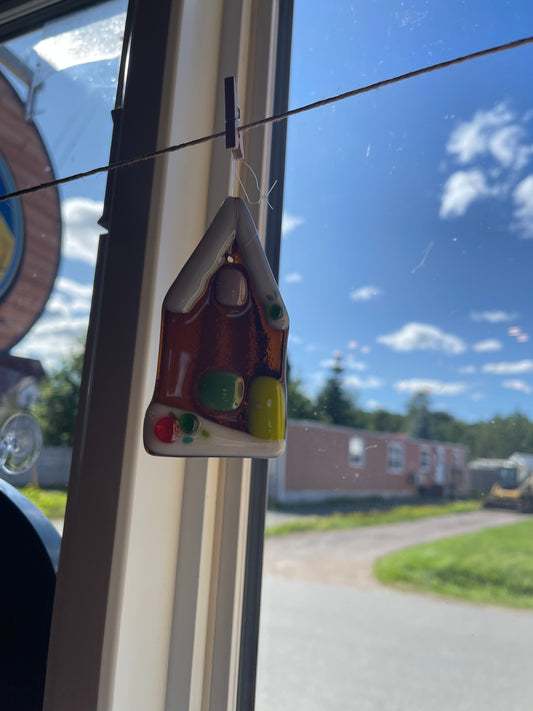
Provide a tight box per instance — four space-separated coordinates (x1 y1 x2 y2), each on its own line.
269 420 467 504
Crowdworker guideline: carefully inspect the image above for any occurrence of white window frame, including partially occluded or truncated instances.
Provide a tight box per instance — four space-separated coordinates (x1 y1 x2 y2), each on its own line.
387 441 405 475
348 436 365 468
36 1 285 710
419 445 431 472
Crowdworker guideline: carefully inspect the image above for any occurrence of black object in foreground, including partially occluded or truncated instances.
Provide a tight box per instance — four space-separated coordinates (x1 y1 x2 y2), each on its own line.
0 478 61 710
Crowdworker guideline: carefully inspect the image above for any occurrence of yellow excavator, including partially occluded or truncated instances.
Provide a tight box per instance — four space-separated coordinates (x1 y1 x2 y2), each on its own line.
484 453 533 513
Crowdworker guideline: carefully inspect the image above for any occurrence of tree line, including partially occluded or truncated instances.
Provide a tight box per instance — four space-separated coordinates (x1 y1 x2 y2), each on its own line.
10 347 533 462
288 356 533 461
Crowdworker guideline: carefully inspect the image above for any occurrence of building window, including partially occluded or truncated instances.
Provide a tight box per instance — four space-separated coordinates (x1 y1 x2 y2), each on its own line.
387 442 405 474
419 446 431 472
348 436 365 468
453 449 463 469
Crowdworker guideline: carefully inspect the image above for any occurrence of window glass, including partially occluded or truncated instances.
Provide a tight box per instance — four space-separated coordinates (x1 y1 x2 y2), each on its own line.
260 1 533 709
0 0 127 534
348 435 365 467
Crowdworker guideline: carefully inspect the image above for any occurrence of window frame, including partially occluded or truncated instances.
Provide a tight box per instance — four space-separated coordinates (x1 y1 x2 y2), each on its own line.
419 445 431 473
387 441 405 475
0 0 110 43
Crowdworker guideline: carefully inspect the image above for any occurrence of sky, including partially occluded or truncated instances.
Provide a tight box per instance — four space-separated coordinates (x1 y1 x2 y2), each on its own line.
3 0 533 426
279 0 533 423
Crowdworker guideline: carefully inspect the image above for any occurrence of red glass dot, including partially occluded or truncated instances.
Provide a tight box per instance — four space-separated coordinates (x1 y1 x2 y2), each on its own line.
154 416 180 443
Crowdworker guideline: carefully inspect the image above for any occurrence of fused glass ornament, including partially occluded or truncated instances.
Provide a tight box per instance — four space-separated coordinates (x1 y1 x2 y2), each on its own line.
144 196 289 458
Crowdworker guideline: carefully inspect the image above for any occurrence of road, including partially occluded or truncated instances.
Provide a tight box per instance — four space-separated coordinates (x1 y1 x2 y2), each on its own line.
256 510 533 711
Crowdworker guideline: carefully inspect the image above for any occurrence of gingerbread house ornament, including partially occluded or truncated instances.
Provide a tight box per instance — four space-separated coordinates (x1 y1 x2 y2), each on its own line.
144 196 289 458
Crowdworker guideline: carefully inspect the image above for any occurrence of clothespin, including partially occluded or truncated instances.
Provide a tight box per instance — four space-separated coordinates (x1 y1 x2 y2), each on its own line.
224 76 243 160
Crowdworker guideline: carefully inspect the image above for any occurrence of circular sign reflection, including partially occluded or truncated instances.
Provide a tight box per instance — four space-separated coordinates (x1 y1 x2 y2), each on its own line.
0 71 61 355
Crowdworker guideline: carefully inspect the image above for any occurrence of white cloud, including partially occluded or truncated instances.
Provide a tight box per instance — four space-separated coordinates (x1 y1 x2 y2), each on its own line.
47 277 93 318
62 197 104 265
288 334 303 345
345 354 367 371
512 175 533 238
284 272 303 284
319 358 336 369
503 379 532 394
365 399 382 410
446 103 514 165
394 379 466 396
473 339 502 353
350 285 383 302
439 170 493 218
344 375 383 389
483 360 533 375
470 310 518 323
10 277 93 369
319 357 366 372
281 212 305 238
489 125 531 169
458 365 476 374
377 322 466 355
12 316 88 370
55 276 93 299
440 104 533 231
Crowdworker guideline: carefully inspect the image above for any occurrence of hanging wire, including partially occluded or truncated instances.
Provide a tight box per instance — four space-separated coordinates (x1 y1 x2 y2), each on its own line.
0 34 532 204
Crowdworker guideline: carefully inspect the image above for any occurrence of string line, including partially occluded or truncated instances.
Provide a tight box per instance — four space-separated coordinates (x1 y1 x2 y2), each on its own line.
240 35 533 134
1 34 532 204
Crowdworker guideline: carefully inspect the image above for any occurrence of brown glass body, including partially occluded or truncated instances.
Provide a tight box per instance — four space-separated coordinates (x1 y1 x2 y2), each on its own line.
152 251 287 433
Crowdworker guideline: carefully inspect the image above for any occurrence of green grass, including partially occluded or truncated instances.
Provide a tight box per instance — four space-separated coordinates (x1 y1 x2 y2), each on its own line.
21 485 68 520
375 519 533 609
265 500 481 537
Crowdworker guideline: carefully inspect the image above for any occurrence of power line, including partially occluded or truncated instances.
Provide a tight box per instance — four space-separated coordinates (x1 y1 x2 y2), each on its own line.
0 34 532 204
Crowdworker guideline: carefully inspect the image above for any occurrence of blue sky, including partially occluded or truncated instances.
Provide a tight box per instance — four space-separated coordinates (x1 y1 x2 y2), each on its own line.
4 0 533 426
280 0 533 422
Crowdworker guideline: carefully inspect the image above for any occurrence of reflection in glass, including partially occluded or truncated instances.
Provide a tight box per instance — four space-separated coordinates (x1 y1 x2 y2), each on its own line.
0 412 42 475
0 2 126 528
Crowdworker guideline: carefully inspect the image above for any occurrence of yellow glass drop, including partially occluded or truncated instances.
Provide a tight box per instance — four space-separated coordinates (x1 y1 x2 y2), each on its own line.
248 376 285 440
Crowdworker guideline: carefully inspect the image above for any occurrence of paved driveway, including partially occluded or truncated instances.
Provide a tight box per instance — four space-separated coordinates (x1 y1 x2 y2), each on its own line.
263 509 522 589
257 510 533 711
256 575 533 711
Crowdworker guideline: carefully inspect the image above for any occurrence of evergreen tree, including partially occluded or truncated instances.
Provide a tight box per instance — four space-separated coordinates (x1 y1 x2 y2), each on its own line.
315 354 358 427
406 391 433 440
286 358 316 420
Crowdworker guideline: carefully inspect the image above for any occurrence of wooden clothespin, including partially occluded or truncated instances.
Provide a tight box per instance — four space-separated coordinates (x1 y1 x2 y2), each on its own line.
224 76 243 160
